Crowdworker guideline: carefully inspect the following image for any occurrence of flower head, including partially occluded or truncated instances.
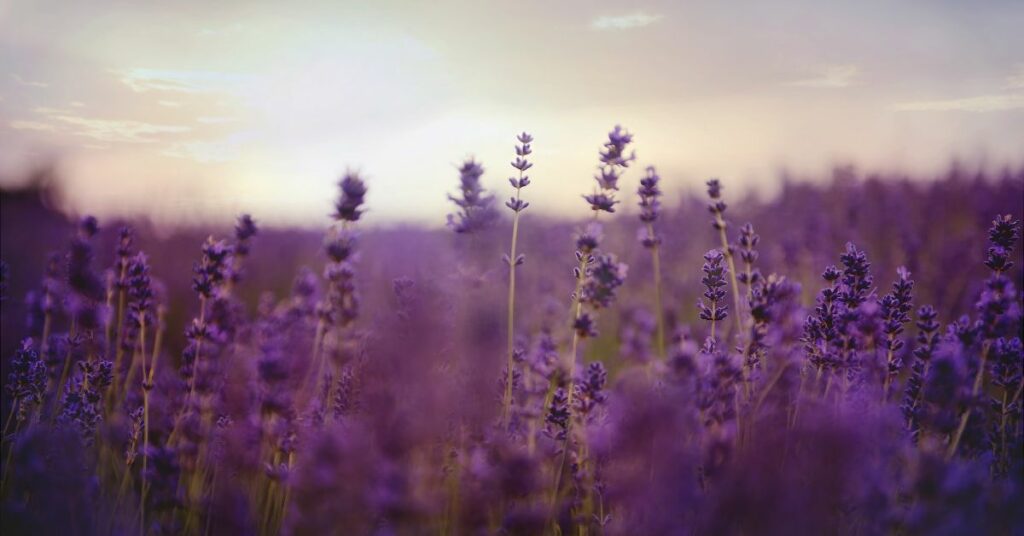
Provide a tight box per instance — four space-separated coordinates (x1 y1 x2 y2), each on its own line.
448 158 498 233
586 125 635 213
5 339 48 424
581 253 628 309
698 249 729 323
637 166 662 248
334 171 368 222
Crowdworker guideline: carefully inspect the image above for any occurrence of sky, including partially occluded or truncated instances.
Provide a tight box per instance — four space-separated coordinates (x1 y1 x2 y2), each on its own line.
1 0 1022 227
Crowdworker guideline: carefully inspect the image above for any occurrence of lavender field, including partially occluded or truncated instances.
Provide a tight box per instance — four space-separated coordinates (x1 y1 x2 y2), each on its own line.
0 127 1022 535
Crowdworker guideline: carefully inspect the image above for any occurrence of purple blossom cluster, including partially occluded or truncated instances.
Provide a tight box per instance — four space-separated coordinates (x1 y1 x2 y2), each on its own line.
1 132 1023 535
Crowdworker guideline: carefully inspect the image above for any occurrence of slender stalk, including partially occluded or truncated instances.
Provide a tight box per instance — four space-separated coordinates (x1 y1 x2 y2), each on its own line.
168 297 206 445
502 177 524 427
648 238 666 361
709 304 718 342
946 343 990 460
548 252 589 524
138 314 150 535
111 265 128 396
881 345 896 404
2 404 16 439
713 215 744 340
564 252 589 414
186 296 208 401
51 318 78 420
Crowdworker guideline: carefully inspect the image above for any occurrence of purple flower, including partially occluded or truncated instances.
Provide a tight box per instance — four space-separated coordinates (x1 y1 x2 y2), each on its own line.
507 131 535 208
585 125 635 213
127 253 155 327
598 125 635 169
637 166 662 247
880 267 914 382
583 192 618 213
66 216 105 328
235 213 258 242
706 178 723 200
575 222 603 254
838 242 873 309
580 254 628 310
573 312 599 338
698 250 729 324
324 231 358 263
5 338 47 424
191 237 233 299
113 226 134 290
744 274 797 371
230 213 259 285
902 305 942 440
573 361 608 420
619 308 656 363
545 387 570 441
735 223 761 289
448 158 498 233
334 171 368 222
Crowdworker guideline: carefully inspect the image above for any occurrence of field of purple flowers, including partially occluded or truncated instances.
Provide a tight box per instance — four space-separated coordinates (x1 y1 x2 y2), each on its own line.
1 128 1022 535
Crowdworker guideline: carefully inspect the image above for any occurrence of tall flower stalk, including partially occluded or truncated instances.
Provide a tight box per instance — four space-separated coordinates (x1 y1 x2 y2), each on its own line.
447 158 497 235
880 267 914 402
637 165 666 360
568 124 633 403
946 214 1019 459
502 132 534 427
550 126 632 527
304 172 367 405
705 179 744 339
699 250 729 342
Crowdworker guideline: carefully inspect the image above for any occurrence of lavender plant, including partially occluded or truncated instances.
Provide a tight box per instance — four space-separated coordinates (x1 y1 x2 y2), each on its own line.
705 179 745 339
448 158 497 234
637 165 667 360
1 137 1022 536
503 132 534 427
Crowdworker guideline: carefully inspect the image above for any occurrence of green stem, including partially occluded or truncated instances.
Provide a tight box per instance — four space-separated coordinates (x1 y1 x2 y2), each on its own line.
51 318 78 420
502 184 523 427
946 343 990 460
649 239 666 361
714 216 744 341
881 344 895 404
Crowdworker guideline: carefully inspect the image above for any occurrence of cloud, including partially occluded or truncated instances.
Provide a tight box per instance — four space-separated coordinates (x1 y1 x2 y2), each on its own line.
196 116 238 124
162 131 255 163
591 12 663 30
11 74 48 88
118 69 250 94
788 65 859 88
158 100 182 107
893 94 1024 112
9 120 56 131
1004 66 1024 90
33 107 191 143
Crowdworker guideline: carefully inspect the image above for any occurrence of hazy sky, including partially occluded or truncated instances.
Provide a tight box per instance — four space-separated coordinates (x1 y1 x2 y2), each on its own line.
1 0 1022 226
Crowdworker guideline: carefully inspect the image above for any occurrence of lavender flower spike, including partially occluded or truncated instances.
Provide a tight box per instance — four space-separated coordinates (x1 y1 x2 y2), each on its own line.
705 179 744 340
503 132 535 428
334 171 368 223
880 266 914 402
448 158 498 233
637 165 666 360
584 125 635 214
699 249 729 341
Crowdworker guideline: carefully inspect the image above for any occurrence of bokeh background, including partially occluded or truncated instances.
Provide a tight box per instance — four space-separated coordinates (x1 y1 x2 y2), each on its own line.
2 0 1023 226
